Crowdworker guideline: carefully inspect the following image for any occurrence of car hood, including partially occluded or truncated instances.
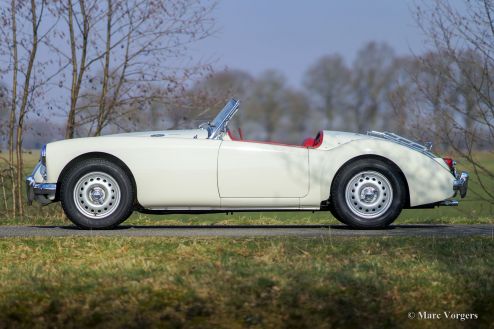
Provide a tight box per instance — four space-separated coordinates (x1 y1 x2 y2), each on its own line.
107 128 208 139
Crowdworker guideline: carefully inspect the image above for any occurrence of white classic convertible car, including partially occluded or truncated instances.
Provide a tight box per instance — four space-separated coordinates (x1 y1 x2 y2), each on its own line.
27 99 468 229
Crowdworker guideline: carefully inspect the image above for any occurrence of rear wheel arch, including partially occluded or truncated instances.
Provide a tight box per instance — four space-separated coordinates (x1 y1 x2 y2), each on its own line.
329 154 410 208
56 152 137 204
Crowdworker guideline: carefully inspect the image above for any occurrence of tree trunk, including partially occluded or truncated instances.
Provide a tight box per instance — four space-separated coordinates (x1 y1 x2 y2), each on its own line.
95 0 112 136
65 0 89 139
8 0 18 218
15 0 39 218
66 0 78 139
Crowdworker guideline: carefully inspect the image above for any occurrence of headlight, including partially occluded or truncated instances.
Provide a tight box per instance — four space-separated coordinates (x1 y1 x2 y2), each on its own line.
40 144 46 166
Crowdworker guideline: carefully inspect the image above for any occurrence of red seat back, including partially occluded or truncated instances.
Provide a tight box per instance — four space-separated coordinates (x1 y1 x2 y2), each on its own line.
302 138 315 147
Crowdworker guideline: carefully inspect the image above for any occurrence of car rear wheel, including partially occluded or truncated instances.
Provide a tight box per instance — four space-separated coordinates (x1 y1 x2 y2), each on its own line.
330 159 405 229
60 158 134 229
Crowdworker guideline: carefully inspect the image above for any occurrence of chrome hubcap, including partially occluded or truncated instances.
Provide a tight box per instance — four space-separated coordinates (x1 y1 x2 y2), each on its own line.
73 172 121 218
345 171 393 219
89 187 105 204
360 186 378 203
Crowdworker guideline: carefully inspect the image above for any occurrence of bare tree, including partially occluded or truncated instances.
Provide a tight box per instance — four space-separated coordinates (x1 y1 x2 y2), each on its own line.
51 0 216 138
192 70 254 104
303 43 399 133
15 0 40 216
408 51 456 149
65 0 89 139
244 70 287 141
240 70 312 143
94 0 113 136
304 54 351 129
0 0 45 217
0 83 10 214
386 56 425 136
188 69 255 129
5 0 19 217
350 42 397 132
283 89 312 143
0 85 8 138
415 0 494 203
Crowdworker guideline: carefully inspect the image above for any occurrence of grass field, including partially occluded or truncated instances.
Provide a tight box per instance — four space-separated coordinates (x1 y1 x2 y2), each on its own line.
0 236 493 328
0 150 493 328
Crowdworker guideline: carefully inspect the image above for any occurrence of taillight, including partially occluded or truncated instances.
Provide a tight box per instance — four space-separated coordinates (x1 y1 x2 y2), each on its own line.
443 157 456 173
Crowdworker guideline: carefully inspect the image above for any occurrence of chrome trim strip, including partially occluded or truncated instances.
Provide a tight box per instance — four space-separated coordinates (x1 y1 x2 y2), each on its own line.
367 131 436 158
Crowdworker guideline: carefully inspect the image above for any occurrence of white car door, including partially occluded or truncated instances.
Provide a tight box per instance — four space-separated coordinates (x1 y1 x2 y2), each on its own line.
126 137 222 208
217 140 309 207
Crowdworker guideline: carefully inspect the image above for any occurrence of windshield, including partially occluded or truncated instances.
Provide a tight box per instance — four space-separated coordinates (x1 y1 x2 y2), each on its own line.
208 98 240 139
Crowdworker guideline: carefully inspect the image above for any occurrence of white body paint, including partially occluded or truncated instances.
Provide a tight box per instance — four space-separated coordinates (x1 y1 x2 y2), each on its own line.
38 129 455 211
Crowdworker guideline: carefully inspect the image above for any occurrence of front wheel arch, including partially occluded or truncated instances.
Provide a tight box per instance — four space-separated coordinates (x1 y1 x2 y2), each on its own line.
56 152 138 205
329 155 410 208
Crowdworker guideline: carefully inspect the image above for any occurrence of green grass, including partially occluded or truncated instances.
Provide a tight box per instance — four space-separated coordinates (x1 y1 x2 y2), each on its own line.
0 236 492 328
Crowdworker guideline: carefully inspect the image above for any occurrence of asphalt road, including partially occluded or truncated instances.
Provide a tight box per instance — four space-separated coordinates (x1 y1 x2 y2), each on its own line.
0 224 493 238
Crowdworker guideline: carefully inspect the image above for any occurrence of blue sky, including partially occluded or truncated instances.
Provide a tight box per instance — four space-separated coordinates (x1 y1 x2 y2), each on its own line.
191 0 443 87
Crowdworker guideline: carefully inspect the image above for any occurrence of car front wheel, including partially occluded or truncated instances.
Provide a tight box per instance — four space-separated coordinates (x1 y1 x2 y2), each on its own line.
330 159 406 229
60 158 135 229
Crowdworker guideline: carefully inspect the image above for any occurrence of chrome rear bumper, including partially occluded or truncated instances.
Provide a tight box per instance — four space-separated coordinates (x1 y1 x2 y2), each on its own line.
437 171 468 207
453 171 469 198
439 199 459 206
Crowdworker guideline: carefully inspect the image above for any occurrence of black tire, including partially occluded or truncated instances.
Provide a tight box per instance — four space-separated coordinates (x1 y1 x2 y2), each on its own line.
328 203 348 225
330 158 406 229
60 158 135 229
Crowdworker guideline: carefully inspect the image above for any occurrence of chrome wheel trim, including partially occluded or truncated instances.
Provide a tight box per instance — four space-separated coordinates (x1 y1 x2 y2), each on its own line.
345 171 393 219
73 171 121 219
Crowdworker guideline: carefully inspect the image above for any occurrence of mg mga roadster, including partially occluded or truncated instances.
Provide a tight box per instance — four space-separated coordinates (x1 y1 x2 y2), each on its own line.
27 99 469 229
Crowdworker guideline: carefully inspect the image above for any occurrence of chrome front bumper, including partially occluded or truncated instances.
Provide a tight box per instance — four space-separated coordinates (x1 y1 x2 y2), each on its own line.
26 162 57 205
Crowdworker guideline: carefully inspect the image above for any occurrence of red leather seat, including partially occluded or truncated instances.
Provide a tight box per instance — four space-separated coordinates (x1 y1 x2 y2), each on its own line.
302 138 315 147
302 131 323 148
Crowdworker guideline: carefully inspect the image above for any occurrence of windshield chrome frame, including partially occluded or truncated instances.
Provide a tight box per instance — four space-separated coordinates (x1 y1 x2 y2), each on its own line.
208 98 240 139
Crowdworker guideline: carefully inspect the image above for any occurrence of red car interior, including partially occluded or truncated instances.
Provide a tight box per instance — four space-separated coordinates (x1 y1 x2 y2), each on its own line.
302 138 315 147
227 129 323 148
